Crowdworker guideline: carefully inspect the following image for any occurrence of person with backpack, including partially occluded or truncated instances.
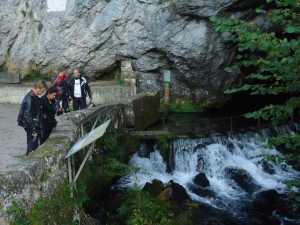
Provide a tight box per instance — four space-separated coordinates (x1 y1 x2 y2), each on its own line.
68 68 93 111
52 65 70 115
17 80 48 155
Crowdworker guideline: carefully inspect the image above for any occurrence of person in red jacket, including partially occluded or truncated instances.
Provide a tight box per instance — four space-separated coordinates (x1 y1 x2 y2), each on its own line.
52 65 70 115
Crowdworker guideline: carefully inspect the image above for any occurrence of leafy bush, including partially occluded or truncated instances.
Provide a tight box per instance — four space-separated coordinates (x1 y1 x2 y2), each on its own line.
8 181 88 225
22 69 46 82
116 184 171 225
210 0 300 210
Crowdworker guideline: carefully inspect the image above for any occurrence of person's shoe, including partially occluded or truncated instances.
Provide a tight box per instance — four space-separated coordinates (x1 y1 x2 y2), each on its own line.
88 103 96 108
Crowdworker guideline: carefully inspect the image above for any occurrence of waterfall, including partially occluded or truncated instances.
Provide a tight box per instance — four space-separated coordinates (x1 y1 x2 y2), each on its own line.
117 123 300 222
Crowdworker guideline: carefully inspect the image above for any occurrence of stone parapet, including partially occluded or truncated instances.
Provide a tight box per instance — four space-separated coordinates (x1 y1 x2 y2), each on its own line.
0 72 20 84
0 81 135 105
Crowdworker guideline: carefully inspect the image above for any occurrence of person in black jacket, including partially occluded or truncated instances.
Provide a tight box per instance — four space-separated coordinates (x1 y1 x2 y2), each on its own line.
40 86 62 144
68 68 93 111
17 80 48 155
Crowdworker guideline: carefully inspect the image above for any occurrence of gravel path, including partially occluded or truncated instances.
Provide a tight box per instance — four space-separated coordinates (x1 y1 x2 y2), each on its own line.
0 103 27 173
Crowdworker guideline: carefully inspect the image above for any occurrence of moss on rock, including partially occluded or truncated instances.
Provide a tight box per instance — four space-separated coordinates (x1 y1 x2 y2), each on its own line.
26 136 69 160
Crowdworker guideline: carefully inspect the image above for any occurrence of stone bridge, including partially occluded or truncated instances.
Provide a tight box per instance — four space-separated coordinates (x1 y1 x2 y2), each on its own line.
0 81 160 224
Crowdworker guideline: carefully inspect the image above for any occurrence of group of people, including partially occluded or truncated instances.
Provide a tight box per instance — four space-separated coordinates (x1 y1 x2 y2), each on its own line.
17 66 93 156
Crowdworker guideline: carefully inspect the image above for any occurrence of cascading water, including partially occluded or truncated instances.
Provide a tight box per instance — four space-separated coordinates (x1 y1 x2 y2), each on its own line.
118 123 300 224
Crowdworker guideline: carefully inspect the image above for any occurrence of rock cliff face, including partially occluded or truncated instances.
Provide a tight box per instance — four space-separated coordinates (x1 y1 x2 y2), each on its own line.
0 0 261 106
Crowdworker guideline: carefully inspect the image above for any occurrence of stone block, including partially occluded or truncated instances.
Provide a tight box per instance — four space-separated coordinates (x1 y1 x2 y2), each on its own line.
121 60 135 80
0 72 20 84
121 91 160 130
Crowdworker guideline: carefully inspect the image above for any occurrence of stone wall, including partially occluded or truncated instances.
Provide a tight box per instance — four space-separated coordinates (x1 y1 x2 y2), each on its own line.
0 91 160 225
0 81 135 105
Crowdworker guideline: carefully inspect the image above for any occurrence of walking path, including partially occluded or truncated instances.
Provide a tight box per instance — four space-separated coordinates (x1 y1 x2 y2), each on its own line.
0 103 27 173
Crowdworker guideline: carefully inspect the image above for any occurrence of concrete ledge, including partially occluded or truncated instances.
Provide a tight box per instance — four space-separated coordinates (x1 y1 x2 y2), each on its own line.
0 72 20 84
130 130 175 140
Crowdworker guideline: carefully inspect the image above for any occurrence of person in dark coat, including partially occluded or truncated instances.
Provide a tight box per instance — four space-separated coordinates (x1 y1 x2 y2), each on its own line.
68 68 93 111
40 86 62 144
17 80 48 155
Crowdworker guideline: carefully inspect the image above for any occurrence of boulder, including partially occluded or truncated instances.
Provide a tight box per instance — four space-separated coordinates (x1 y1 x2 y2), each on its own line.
224 167 260 193
143 179 165 196
193 172 210 188
167 180 191 206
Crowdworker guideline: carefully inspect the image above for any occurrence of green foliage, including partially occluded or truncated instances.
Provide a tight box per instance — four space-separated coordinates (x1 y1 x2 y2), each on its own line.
169 99 197 112
21 10 26 17
158 0 169 4
8 182 88 225
156 138 169 152
115 183 171 225
28 10 33 17
97 134 118 152
39 170 49 182
103 70 124 85
113 71 124 85
79 66 86 75
115 77 124 85
7 201 30 225
169 98 213 113
38 21 43 33
266 134 300 153
0 64 4 72
211 0 300 210
289 193 300 212
102 158 129 181
77 133 140 211
23 69 46 82
210 0 300 124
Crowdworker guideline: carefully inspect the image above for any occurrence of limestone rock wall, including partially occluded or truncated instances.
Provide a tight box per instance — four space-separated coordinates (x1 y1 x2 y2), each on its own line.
0 0 262 106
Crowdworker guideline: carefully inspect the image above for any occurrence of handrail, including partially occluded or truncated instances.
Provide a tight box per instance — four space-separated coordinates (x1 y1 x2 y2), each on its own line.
79 104 118 125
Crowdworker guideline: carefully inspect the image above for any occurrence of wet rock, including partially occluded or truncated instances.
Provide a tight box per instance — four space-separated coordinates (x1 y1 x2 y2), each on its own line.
142 179 165 196
193 172 210 187
226 142 234 152
167 180 191 206
253 189 278 211
224 167 260 193
262 161 275 175
156 187 172 201
188 183 215 198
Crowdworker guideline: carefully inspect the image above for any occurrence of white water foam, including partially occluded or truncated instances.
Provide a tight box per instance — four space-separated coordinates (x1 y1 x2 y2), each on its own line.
117 132 299 210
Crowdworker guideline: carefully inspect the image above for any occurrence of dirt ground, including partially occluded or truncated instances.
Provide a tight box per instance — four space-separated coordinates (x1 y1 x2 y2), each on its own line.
0 103 27 173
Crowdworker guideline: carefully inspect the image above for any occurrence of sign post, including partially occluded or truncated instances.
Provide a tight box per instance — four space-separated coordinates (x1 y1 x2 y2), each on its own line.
65 119 111 196
163 70 171 104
